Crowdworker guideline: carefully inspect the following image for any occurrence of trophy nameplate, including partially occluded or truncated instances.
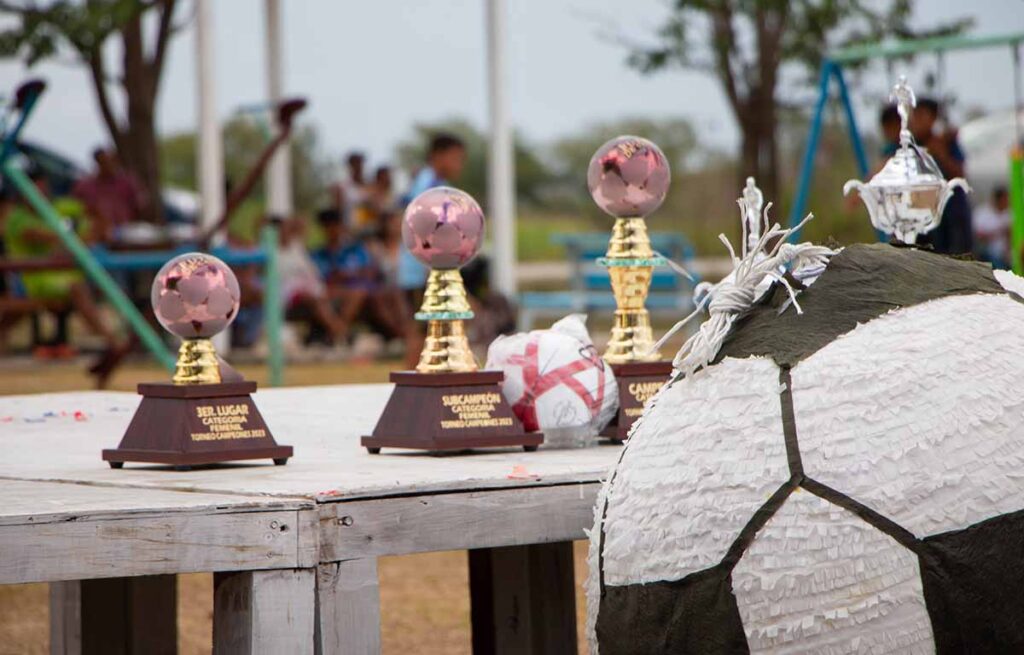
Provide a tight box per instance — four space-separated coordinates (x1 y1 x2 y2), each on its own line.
104 381 291 468
103 253 291 470
600 361 673 442
362 371 540 453
363 187 541 454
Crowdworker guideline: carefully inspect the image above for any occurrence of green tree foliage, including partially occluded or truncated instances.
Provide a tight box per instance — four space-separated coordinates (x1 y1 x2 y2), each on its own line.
626 0 971 202
159 116 332 231
0 0 184 222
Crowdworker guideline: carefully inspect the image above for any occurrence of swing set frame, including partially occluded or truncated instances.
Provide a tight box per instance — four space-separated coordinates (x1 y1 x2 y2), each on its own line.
788 32 1024 272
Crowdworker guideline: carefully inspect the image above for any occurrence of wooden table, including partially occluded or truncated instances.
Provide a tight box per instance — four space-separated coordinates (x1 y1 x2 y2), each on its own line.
0 385 620 654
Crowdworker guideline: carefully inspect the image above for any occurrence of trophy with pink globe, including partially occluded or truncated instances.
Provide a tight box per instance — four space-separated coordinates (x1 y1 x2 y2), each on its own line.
362 187 540 453
103 252 292 469
588 136 675 441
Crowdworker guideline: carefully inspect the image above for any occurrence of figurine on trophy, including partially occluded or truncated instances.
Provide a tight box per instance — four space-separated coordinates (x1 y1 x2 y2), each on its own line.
362 187 540 453
844 76 970 245
587 136 677 441
103 253 292 469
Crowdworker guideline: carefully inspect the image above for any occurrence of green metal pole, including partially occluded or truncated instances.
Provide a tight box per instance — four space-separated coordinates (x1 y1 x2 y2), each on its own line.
1010 153 1024 275
1 163 176 371
261 223 284 386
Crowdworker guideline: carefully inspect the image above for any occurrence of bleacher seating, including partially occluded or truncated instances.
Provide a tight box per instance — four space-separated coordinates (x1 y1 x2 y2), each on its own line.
517 232 698 331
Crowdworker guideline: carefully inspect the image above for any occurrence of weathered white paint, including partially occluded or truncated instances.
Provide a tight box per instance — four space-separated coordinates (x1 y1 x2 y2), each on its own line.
322 482 597 560
214 568 316 655
0 385 621 501
315 559 380 655
0 481 312 584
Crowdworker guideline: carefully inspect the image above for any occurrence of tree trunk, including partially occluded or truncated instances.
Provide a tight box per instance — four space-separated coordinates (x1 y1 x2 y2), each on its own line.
116 10 163 223
737 98 779 205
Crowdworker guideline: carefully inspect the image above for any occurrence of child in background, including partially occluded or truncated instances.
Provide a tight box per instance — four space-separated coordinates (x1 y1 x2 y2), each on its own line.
974 186 1011 270
313 209 409 348
277 214 349 345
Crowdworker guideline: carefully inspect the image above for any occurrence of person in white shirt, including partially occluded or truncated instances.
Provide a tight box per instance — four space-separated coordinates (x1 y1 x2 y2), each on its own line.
973 186 1011 270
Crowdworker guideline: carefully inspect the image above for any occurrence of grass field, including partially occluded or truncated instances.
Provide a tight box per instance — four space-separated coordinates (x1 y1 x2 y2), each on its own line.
0 359 593 654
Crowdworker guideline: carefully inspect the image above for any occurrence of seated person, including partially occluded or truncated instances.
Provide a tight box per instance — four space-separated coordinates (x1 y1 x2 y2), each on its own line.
974 186 1011 270
4 167 127 374
312 209 407 346
277 214 349 345
226 232 266 349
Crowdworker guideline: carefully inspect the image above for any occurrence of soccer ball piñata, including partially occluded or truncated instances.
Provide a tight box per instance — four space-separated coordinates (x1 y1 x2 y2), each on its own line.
587 240 1024 653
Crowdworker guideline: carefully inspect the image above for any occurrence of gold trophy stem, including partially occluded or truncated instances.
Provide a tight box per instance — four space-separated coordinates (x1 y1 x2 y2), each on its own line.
414 269 478 374
416 319 478 373
173 338 222 385
603 217 660 364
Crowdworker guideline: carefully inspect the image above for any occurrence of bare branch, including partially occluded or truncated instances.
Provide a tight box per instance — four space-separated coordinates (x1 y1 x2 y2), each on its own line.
87 49 125 153
148 0 177 78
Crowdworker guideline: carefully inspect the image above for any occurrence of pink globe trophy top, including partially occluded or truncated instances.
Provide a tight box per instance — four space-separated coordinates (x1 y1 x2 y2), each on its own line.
402 186 484 270
152 252 241 339
587 136 670 219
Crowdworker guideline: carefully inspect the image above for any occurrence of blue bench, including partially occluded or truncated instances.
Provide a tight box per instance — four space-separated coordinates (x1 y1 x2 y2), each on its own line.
518 232 698 331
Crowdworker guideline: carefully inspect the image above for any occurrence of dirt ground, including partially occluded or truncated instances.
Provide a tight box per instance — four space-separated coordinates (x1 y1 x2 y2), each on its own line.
0 359 593 654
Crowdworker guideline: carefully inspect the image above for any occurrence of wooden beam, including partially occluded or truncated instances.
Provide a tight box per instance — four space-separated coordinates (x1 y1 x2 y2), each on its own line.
314 559 380 655
49 575 177 655
2 509 309 584
213 569 315 655
49 581 81 655
469 542 578 654
321 483 598 560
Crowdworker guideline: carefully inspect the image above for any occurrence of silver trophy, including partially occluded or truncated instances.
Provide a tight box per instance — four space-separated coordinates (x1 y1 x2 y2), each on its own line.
843 76 970 245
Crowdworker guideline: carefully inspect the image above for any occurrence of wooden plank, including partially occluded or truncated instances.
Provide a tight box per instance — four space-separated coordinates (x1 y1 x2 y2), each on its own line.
0 387 620 502
314 559 380 655
0 508 310 584
0 480 310 527
213 568 316 655
321 483 598 560
49 581 81 655
469 542 578 655
50 575 177 655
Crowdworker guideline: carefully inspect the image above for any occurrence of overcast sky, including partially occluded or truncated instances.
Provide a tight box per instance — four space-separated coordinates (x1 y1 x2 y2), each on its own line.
1 0 1022 170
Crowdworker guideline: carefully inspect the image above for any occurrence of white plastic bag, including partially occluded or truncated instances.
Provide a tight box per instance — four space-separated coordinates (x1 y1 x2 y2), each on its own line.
485 314 618 448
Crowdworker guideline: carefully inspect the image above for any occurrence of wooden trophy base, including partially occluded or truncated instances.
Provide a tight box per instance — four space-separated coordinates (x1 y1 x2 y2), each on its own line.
102 381 293 470
601 361 674 442
362 371 542 454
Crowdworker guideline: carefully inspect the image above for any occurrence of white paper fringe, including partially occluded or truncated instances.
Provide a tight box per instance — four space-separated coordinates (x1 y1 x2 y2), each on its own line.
792 292 1024 537
733 490 934 654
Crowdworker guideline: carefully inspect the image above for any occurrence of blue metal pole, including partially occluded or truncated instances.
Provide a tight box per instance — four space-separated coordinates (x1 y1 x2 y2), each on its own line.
0 92 41 163
833 66 869 177
788 60 834 241
835 64 888 241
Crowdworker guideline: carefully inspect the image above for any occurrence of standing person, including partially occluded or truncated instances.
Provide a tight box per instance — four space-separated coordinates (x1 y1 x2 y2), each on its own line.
397 133 466 296
397 134 466 368
335 151 373 231
974 186 1011 270
911 98 972 255
72 147 147 241
879 104 901 158
366 165 395 219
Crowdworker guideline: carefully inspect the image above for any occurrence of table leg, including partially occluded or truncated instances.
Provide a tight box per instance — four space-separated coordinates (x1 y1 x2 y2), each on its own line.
213 569 315 655
468 542 578 655
314 559 381 655
49 575 177 655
